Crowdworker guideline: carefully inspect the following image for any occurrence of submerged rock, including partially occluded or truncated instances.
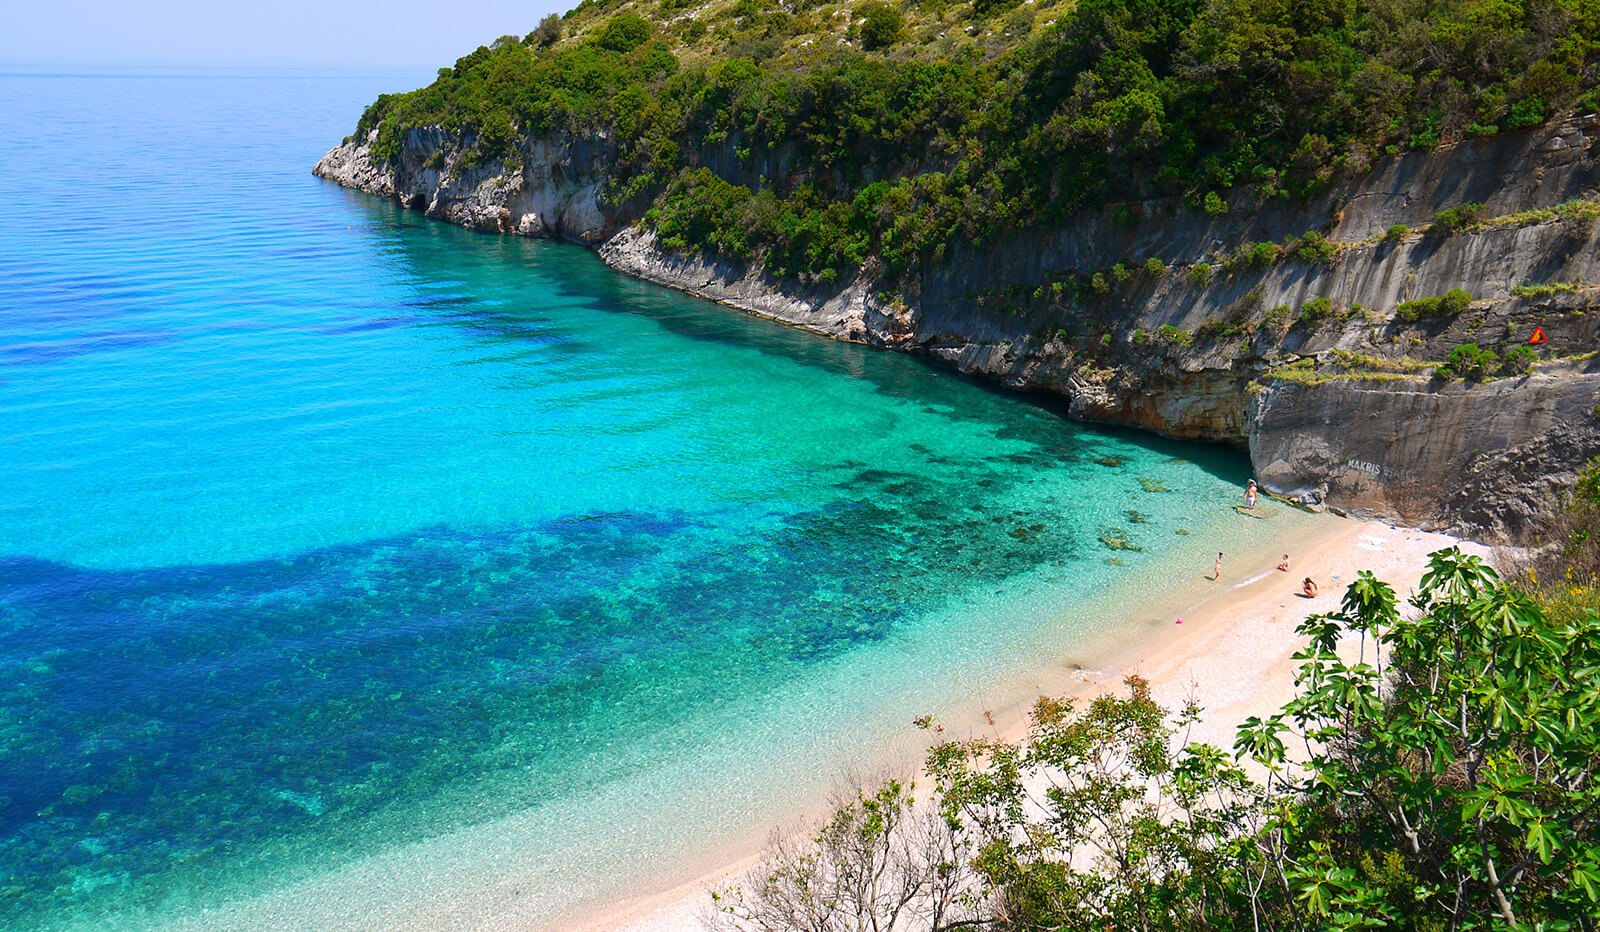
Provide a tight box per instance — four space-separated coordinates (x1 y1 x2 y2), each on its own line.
1098 530 1143 552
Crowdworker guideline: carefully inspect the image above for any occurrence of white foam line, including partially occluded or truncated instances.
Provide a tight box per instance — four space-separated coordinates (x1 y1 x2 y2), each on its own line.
1232 570 1274 589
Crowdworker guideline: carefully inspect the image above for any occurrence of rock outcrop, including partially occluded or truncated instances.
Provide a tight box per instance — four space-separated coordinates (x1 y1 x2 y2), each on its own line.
315 117 1600 542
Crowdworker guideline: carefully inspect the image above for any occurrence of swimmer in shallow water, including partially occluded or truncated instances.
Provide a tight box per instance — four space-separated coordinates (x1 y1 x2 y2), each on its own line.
1213 552 1223 581
1244 479 1259 509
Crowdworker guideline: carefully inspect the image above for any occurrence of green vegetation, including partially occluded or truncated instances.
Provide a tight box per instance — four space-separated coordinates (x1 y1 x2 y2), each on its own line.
1396 287 1473 321
1247 240 1280 267
529 13 562 47
1433 342 1543 379
1382 222 1409 242
1437 342 1500 380
1155 323 1192 347
1431 201 1486 234
1522 459 1600 622
349 0 1600 280
1298 296 1333 323
1259 351 1435 387
717 548 1600 931
1487 196 1600 233
857 2 904 51
1286 229 1338 264
1502 343 1539 374
1513 279 1584 298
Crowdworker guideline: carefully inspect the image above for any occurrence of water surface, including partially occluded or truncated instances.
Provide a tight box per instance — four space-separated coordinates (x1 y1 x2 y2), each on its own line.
0 70 1309 928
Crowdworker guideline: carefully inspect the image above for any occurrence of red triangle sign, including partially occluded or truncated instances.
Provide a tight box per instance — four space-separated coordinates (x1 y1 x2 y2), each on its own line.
1529 326 1548 345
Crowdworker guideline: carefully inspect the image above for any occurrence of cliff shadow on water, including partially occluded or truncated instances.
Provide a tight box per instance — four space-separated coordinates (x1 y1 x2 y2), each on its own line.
317 107 1600 544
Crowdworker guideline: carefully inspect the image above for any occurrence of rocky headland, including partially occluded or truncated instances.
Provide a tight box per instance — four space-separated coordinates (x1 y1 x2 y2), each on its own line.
316 115 1600 542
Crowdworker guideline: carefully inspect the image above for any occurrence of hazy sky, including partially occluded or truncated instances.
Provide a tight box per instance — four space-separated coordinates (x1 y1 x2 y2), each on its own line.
2 1 572 69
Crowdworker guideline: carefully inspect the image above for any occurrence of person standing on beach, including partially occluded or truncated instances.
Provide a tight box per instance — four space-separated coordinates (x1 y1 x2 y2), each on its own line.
1214 552 1223 580
1244 479 1259 509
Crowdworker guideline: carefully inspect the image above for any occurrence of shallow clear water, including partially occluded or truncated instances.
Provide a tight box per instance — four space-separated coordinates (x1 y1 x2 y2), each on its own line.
0 70 1310 928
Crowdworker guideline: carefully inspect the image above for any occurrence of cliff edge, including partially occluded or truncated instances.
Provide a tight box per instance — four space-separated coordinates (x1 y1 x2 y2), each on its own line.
316 117 1600 543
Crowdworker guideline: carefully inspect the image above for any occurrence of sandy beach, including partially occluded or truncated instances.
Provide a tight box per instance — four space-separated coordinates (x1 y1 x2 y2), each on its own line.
590 514 1491 932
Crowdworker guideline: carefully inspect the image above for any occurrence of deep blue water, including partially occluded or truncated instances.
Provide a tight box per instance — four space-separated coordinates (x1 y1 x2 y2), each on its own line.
0 70 1292 929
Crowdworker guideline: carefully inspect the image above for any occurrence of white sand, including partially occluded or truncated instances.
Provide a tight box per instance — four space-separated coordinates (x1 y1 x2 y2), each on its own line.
592 517 1488 932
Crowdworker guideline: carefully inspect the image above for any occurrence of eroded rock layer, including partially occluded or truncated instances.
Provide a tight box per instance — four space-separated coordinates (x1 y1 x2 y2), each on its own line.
314 117 1600 541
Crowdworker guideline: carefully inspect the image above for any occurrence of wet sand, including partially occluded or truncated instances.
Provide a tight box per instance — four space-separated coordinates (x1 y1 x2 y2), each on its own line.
593 516 1488 932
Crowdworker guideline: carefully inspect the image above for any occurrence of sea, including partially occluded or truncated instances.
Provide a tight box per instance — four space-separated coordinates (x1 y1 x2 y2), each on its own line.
0 69 1316 929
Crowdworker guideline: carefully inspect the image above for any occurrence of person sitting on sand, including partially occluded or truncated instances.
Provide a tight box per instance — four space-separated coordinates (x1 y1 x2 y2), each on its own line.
1277 554 1290 572
1244 479 1259 509
1302 577 1318 598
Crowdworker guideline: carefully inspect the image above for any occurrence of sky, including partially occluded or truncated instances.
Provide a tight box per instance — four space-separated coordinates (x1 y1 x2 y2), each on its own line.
1 1 572 69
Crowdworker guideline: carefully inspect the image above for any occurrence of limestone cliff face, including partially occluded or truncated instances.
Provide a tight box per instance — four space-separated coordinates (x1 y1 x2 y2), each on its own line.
315 129 623 241
315 117 1600 542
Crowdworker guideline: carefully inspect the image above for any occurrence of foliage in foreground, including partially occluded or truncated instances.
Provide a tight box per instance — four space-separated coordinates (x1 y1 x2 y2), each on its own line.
713 547 1600 931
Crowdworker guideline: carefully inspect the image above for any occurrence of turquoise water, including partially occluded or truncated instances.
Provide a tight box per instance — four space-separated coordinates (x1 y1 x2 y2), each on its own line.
0 71 1308 928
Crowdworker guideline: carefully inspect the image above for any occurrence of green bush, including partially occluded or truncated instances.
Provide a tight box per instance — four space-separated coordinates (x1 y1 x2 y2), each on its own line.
1437 342 1498 380
1507 95 1548 128
971 0 1022 17
1431 202 1484 234
1298 297 1332 322
1382 223 1408 242
1512 280 1581 298
527 13 562 47
1187 262 1212 286
1397 288 1472 322
1289 230 1337 263
1501 344 1538 375
857 2 904 51
1156 323 1193 346
1248 241 1280 267
1144 257 1165 275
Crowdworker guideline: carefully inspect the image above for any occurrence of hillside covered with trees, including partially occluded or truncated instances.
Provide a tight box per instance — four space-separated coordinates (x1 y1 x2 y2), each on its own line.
349 0 1600 281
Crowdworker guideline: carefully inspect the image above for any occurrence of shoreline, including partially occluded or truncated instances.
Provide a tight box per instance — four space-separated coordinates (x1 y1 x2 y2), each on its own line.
587 515 1489 932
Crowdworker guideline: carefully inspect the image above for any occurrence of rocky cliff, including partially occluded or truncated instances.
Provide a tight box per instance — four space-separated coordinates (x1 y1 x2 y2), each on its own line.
315 116 1600 542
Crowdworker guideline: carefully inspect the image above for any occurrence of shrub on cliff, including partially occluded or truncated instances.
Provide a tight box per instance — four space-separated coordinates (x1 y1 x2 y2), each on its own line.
1298 296 1333 322
1398 288 1473 322
527 13 562 47
1248 240 1280 267
857 2 904 51
1437 342 1499 380
595 13 652 53
1432 202 1486 234
1287 229 1338 264
1501 344 1538 376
